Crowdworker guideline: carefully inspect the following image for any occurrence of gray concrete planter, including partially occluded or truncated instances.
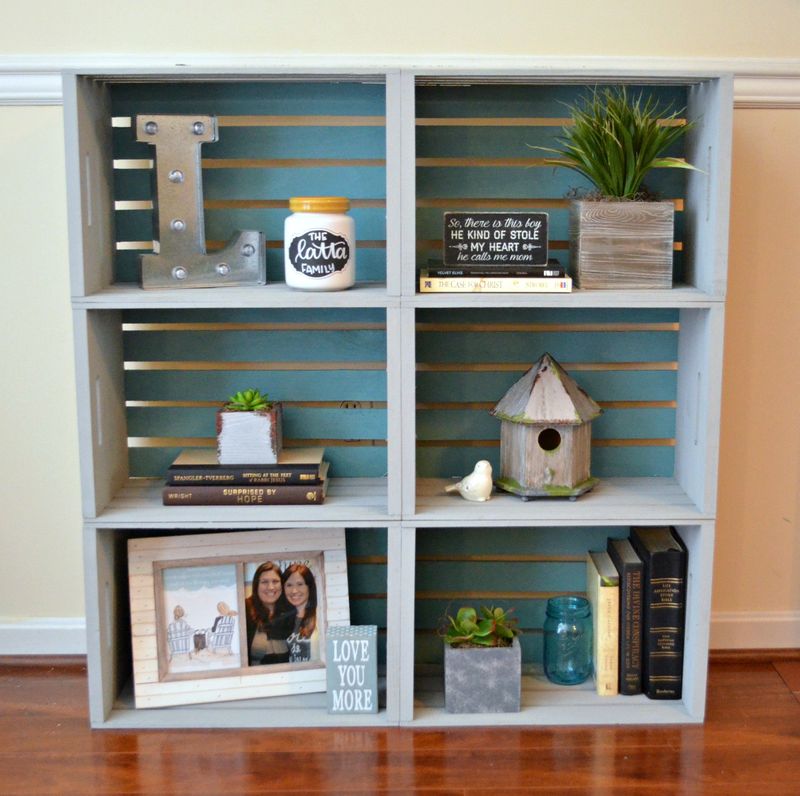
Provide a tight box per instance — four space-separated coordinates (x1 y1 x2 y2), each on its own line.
570 200 674 289
443 637 521 713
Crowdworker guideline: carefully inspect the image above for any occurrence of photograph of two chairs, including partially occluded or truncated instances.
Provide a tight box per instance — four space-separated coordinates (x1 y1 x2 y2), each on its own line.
1 1 799 793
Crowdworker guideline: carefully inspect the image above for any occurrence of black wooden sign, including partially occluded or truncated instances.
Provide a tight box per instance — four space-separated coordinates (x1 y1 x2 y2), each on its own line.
443 212 549 266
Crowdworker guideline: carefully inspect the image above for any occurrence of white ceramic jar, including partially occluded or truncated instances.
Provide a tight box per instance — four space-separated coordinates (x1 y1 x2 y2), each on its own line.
284 196 356 290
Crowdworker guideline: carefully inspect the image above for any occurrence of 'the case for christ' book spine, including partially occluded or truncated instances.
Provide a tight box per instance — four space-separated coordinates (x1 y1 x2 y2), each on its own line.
607 537 644 695
419 272 572 293
163 484 325 505
630 526 687 700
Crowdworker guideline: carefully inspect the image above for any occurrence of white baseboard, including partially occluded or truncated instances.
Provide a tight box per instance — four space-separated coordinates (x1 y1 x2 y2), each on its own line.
0 618 86 655
0 613 797 655
710 611 800 649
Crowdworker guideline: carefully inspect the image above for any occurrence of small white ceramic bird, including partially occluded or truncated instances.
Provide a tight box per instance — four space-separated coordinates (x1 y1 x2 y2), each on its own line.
445 460 494 502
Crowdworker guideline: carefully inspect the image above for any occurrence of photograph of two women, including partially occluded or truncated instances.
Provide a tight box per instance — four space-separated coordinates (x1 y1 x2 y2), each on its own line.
161 554 324 677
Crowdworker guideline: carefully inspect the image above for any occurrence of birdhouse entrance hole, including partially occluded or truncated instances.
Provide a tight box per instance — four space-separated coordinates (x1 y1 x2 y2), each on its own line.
538 428 561 451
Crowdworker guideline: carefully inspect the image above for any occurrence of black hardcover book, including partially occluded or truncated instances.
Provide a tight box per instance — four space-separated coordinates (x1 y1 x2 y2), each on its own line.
425 258 564 279
166 447 324 486
164 463 329 505
629 527 687 700
607 537 644 695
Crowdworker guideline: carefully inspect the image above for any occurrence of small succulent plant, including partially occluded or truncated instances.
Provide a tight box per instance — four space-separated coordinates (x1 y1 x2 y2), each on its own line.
224 389 273 412
443 606 520 648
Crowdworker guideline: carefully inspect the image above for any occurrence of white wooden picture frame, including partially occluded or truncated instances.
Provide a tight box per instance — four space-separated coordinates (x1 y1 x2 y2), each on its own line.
128 528 349 709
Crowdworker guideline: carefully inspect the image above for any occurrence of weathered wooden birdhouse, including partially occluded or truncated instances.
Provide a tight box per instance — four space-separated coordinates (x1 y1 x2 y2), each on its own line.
490 353 602 500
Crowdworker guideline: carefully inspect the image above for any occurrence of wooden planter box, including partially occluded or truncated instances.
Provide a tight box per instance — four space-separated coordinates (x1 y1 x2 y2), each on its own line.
570 200 674 289
216 403 283 464
444 638 521 713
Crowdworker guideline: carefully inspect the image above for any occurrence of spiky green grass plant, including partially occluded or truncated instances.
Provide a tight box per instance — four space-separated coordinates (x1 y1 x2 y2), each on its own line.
538 86 697 200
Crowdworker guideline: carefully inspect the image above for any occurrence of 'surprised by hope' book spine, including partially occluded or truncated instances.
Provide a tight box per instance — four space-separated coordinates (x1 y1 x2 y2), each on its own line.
163 483 326 506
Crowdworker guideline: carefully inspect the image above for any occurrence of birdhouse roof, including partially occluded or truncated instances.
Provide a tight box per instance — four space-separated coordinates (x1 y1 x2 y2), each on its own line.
490 353 602 425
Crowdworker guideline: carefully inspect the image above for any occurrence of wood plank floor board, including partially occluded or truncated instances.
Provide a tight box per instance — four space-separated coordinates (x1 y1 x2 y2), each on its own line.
1 658 799 795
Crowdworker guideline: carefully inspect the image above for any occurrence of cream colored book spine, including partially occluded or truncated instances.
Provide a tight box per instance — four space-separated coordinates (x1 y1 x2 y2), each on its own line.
587 551 620 697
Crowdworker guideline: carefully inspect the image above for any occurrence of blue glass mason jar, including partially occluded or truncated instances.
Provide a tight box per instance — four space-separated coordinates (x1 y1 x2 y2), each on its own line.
543 595 593 685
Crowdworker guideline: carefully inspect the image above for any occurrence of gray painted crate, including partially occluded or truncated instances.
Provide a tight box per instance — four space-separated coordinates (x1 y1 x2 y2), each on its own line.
65 67 731 729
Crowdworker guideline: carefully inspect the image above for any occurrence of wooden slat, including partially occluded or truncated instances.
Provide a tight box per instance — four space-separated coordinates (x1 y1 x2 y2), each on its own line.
417 554 584 563
116 239 385 252
111 115 387 128
127 437 387 448
123 360 386 371
416 117 574 127
203 158 385 169
347 556 388 565
126 399 387 408
415 322 679 332
218 115 386 127
416 400 677 410
415 116 686 127
416 157 691 168
123 322 387 331
114 199 387 211
416 361 678 372
114 158 386 170
415 198 685 212
416 439 675 448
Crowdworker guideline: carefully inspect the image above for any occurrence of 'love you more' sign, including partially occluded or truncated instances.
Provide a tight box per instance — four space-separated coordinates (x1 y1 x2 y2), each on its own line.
326 625 378 714
443 211 549 266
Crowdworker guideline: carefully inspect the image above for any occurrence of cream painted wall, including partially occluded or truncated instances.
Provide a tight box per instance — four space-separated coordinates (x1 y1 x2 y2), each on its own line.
715 109 800 618
0 0 798 649
0 106 83 619
0 1 799 59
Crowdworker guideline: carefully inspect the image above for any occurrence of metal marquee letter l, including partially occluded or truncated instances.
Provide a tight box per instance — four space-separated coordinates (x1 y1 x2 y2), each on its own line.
136 114 265 289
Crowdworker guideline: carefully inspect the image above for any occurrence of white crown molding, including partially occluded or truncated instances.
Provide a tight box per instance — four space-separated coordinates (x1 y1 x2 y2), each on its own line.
1 55 800 107
0 72 62 105
711 611 800 649
0 617 86 655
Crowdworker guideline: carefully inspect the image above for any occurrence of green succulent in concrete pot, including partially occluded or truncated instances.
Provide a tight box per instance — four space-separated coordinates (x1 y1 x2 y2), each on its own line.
216 388 283 465
442 606 522 714
539 86 697 289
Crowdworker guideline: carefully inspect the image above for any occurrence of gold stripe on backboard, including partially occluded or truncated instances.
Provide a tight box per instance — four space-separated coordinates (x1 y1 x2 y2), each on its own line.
416 361 678 372
124 361 386 371
415 322 679 333
128 437 386 448
126 400 387 408
123 322 387 332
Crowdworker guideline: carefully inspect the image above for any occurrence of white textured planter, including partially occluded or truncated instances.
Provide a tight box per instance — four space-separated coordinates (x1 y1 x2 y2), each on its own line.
570 200 674 289
443 637 521 713
216 403 283 464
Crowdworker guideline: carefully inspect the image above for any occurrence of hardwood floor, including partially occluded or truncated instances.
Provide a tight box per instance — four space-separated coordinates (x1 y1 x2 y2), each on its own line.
1 655 799 795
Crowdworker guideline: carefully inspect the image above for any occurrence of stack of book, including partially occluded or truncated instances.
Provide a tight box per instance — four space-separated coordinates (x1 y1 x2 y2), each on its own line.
162 447 330 506
419 259 571 293
586 527 687 700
